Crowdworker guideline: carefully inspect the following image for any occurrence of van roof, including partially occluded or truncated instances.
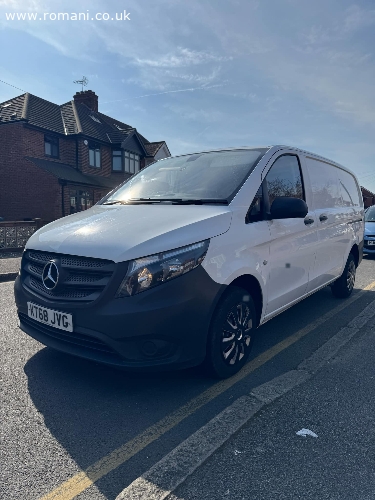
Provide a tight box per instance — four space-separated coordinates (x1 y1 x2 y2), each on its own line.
160 145 355 177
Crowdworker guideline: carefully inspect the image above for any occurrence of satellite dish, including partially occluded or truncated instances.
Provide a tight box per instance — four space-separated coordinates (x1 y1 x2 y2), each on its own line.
84 140 88 146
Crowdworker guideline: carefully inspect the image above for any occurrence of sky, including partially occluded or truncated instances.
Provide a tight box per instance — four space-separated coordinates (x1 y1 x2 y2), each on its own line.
0 0 375 192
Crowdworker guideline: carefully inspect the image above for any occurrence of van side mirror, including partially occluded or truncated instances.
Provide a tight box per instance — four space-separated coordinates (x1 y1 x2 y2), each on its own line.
270 197 308 220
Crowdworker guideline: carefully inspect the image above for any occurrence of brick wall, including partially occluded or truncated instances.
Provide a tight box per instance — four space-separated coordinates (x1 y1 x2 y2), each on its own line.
0 123 62 221
23 125 77 165
78 140 131 185
79 140 112 176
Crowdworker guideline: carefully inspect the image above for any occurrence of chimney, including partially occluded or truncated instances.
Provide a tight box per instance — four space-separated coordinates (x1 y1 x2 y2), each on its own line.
73 90 98 112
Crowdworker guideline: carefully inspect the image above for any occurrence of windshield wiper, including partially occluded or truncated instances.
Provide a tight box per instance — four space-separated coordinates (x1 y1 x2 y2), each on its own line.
129 198 229 205
102 198 176 205
102 200 128 205
102 198 229 205
169 199 229 205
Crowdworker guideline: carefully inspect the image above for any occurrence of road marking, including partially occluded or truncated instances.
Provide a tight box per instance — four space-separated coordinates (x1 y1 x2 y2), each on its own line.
40 280 375 500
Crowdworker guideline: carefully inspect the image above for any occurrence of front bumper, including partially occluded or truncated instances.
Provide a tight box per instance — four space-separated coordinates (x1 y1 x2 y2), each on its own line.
14 265 225 371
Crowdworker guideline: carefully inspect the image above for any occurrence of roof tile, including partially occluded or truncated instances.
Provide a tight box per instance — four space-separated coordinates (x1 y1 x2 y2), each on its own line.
0 94 26 122
144 141 166 156
0 93 170 158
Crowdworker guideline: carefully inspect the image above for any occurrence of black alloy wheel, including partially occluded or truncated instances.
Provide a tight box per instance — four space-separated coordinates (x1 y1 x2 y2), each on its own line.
331 253 356 298
205 286 257 379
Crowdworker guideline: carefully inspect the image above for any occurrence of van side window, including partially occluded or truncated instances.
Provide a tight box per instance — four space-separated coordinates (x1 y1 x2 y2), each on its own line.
246 185 264 223
338 170 361 207
305 158 342 209
265 155 304 207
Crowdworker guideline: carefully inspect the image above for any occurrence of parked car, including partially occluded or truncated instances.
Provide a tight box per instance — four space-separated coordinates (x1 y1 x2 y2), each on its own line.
14 146 364 378
364 205 375 255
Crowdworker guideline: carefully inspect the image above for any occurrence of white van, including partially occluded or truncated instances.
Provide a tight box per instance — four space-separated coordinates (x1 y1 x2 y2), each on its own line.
14 146 364 378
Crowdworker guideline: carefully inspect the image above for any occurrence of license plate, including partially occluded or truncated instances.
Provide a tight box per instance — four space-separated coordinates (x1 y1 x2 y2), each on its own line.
27 302 73 332
367 241 375 246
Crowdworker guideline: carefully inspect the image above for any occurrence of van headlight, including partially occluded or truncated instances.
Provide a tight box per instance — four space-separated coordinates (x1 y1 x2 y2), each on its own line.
116 240 210 297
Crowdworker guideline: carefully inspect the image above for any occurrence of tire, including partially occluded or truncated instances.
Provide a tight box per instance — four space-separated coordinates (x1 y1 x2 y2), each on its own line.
205 286 257 379
331 253 356 298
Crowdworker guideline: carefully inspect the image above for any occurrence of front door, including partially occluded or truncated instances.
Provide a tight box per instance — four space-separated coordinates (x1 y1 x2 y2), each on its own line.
263 154 318 317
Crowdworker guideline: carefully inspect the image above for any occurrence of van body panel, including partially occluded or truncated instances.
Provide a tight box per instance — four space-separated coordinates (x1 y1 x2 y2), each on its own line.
202 206 269 317
25 204 233 263
264 215 318 315
304 156 364 290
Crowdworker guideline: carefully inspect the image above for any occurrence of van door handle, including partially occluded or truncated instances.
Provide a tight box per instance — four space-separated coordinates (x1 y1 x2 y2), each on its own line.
304 216 314 225
319 214 328 222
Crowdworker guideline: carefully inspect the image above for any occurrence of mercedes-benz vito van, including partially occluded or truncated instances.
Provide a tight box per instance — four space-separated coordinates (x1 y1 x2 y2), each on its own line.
14 146 364 378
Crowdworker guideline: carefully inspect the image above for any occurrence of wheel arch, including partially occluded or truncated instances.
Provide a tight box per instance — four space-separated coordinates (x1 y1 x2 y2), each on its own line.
228 274 264 327
349 243 360 267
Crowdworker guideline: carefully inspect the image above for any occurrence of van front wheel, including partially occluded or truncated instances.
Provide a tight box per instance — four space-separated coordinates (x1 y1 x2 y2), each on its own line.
331 253 356 298
205 287 256 379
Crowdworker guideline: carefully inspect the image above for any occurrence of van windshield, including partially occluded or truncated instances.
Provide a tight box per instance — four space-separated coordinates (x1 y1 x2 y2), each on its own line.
101 149 267 205
365 206 375 222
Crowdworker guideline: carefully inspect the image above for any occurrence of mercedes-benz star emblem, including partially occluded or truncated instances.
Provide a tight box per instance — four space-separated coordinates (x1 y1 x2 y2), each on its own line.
42 261 59 290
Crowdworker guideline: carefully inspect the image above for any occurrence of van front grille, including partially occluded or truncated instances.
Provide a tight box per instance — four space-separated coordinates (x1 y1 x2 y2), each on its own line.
29 277 95 299
21 250 116 302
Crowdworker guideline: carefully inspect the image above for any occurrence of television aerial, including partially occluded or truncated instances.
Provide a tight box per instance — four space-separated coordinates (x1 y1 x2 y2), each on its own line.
73 76 88 91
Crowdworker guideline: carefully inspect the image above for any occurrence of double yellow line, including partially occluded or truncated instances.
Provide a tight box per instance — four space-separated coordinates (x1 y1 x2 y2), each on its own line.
41 280 375 500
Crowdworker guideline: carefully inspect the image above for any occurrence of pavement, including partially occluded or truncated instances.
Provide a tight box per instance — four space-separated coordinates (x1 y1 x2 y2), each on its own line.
0 254 21 282
1 256 375 500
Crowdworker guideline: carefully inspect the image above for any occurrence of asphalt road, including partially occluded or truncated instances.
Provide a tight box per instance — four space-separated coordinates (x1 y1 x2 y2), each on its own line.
1 256 375 500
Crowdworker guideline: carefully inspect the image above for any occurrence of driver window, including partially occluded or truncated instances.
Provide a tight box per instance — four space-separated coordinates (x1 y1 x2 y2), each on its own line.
265 155 304 207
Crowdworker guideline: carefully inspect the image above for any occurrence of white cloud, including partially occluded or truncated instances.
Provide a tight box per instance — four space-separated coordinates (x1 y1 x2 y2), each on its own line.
0 0 42 7
134 47 232 68
163 102 225 123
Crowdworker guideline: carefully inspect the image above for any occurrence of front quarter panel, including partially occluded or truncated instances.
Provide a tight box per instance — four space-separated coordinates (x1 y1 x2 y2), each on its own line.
202 206 270 322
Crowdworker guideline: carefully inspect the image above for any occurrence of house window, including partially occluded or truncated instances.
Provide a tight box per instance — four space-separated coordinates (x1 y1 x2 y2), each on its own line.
112 150 123 171
45 135 59 158
124 151 140 174
70 190 93 214
89 143 101 168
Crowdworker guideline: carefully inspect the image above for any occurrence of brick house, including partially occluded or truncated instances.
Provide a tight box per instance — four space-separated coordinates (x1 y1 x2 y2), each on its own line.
0 90 171 222
361 187 375 208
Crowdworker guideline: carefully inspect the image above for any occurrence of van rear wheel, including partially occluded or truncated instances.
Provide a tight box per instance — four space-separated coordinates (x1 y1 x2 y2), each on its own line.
205 287 256 379
331 253 356 298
